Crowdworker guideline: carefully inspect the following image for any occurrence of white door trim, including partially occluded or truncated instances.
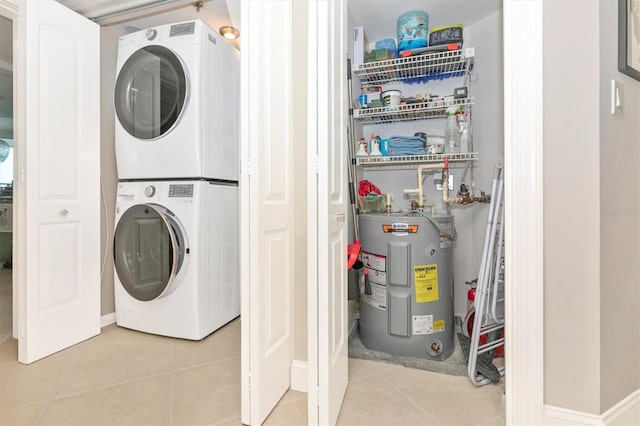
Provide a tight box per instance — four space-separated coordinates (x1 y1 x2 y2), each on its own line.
0 1 16 14
504 0 544 424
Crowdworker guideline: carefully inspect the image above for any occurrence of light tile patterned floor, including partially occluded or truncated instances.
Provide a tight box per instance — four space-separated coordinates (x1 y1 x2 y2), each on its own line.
0 270 505 425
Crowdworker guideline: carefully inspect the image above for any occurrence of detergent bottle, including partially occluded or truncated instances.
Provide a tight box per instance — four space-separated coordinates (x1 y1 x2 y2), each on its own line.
445 107 461 153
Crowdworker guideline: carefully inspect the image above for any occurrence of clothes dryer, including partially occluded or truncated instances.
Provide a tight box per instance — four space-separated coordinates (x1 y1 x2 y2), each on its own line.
114 20 239 180
113 180 239 339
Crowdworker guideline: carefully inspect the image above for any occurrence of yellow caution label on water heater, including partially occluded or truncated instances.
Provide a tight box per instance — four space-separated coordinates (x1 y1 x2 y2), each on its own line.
414 264 439 303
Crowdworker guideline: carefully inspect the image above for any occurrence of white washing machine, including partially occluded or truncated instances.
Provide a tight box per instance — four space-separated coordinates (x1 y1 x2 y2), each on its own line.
114 20 239 180
113 180 239 339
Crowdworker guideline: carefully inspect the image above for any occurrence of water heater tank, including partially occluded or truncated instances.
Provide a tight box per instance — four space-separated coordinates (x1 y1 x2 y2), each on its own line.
359 213 454 360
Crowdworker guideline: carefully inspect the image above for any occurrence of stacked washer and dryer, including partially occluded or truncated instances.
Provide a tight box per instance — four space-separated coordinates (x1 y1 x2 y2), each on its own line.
112 20 240 340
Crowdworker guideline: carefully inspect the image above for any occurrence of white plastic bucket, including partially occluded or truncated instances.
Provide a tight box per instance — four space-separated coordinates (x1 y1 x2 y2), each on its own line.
381 90 402 107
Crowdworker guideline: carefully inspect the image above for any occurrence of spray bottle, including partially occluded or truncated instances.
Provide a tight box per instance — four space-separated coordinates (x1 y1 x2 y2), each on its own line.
369 133 382 157
445 106 461 153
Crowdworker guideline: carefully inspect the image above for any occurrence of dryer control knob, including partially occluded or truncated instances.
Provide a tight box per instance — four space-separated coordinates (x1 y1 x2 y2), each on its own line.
146 29 157 41
144 185 156 197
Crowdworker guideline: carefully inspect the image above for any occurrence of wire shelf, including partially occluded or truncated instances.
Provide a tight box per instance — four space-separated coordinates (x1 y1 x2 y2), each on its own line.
356 152 478 170
353 47 474 86
354 97 473 124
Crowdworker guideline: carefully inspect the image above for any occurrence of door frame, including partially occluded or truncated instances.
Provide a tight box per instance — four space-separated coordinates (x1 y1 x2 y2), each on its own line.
504 0 544 424
306 0 545 423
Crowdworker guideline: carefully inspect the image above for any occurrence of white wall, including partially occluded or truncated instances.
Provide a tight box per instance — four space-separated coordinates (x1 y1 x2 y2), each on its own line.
543 0 601 414
454 9 503 317
544 0 640 415
99 26 121 316
599 0 640 412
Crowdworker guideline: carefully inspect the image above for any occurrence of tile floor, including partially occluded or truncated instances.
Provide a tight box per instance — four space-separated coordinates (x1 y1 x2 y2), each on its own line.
0 270 505 425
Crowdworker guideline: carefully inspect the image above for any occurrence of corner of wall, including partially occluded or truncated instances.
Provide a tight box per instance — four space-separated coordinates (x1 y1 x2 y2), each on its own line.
99 26 122 316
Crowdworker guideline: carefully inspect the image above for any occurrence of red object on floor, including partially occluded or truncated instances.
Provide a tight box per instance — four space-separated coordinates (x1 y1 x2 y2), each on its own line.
464 308 504 358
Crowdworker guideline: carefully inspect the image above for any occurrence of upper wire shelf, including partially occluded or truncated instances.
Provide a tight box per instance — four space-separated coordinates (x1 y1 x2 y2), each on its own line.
353 47 475 86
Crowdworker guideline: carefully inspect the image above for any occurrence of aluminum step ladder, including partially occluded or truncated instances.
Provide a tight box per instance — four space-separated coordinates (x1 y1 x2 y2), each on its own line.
467 164 505 386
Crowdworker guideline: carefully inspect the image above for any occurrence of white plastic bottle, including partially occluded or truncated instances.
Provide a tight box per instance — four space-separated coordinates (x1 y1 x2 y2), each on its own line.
356 137 368 157
460 123 469 153
369 134 382 157
445 107 461 153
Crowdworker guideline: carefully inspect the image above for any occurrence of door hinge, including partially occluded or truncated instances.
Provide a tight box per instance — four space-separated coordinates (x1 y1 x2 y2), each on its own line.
20 169 25 183
243 159 252 177
316 387 320 407
314 155 320 175
247 372 251 392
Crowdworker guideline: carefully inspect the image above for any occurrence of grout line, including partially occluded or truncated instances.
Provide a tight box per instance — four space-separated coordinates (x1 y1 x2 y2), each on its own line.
34 399 53 426
481 414 506 425
291 400 309 426
171 354 241 374
379 374 443 426
277 400 306 426
47 370 172 401
345 358 400 384
213 415 243 425
35 351 80 425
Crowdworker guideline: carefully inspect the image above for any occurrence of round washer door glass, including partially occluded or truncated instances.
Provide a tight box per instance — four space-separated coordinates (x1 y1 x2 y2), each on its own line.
114 45 188 140
114 204 187 301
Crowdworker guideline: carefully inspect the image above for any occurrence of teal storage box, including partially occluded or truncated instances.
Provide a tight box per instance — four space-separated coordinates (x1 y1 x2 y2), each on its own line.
397 10 429 53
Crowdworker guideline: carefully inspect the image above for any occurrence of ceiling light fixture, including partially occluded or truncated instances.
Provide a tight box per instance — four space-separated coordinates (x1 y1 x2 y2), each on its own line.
219 26 240 40
192 0 204 12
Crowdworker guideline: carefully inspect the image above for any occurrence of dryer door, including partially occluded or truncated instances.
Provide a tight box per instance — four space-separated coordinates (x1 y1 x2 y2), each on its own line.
113 203 188 301
114 45 188 140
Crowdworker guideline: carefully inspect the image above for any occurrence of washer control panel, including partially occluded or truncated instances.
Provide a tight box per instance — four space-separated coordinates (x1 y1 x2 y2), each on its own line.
168 184 194 198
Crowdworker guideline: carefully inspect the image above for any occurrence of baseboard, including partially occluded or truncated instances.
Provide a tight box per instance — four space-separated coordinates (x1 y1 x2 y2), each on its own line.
545 390 640 425
602 390 640 426
290 360 307 393
100 312 116 328
544 405 602 425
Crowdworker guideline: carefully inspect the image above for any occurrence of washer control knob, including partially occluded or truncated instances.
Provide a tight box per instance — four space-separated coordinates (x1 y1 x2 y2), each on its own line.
145 29 157 41
144 185 156 197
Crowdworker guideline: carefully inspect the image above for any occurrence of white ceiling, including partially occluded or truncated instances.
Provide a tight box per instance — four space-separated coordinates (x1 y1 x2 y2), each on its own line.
109 0 236 42
57 0 239 40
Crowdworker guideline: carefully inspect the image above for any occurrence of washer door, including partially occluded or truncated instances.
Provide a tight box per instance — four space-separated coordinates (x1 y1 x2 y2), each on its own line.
114 45 188 140
114 203 188 301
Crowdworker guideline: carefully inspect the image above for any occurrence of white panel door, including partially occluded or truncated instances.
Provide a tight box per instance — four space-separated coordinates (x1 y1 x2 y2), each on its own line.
18 0 100 364
240 0 294 424
307 0 348 424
